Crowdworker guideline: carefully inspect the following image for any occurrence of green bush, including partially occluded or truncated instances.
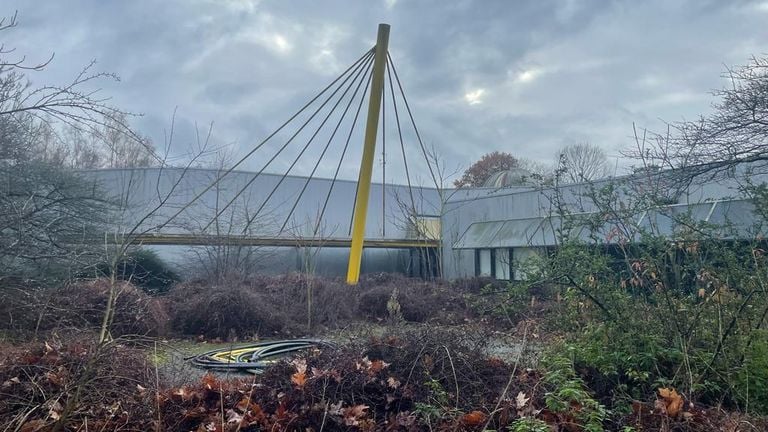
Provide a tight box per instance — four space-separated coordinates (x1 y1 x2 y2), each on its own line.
735 330 768 414
542 354 608 431
536 232 768 415
509 417 550 432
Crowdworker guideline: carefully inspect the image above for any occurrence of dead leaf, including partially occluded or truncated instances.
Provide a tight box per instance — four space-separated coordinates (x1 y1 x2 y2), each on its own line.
355 356 372 371
47 400 63 421
236 397 254 412
289 358 309 387
226 408 243 424
172 386 196 401
387 376 401 389
341 404 369 426
2 376 21 388
515 391 530 410
658 387 684 418
201 373 219 390
45 371 64 386
291 358 307 374
369 359 390 373
276 401 287 419
291 370 307 387
462 410 487 426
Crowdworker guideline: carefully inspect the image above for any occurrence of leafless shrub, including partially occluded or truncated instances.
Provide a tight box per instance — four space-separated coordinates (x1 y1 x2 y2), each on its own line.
0 278 169 338
357 279 468 323
0 336 155 430
165 273 514 340
166 282 292 340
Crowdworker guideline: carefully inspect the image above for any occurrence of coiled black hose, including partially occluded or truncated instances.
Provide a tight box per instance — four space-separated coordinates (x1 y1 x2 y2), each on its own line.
187 339 335 373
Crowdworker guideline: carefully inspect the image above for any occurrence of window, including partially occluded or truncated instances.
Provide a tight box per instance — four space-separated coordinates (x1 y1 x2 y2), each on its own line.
475 249 492 277
495 248 511 280
511 247 543 281
475 248 512 280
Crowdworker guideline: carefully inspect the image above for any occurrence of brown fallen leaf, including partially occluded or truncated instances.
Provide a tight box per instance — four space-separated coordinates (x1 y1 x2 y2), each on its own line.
658 387 684 418
386 376 401 389
369 359 390 373
462 410 487 426
342 404 369 426
291 370 307 387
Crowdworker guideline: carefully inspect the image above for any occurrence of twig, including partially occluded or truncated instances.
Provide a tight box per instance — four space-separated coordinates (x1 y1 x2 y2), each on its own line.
442 346 460 409
482 323 530 431
563 275 615 320
404 342 428 388
154 341 162 432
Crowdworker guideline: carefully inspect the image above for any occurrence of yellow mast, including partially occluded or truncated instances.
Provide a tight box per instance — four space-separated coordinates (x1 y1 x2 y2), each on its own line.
346 23 390 284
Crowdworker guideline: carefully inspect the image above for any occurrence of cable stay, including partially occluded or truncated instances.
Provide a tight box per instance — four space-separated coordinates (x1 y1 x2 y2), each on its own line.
279 55 376 235
157 48 374 231
202 49 376 233
152 24 442 283
239 52 376 234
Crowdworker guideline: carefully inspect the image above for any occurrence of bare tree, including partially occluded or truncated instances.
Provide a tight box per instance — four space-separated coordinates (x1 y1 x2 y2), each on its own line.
0 11 160 279
0 150 111 277
180 146 278 283
386 143 460 278
0 13 152 150
30 114 158 169
285 210 338 331
556 142 611 184
96 117 214 343
628 56 768 183
92 113 157 168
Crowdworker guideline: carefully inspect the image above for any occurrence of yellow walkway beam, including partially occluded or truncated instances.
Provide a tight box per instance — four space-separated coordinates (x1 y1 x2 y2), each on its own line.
346 23 390 285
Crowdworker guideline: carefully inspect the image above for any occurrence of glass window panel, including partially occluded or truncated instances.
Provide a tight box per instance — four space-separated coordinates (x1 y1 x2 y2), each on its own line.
478 249 492 276
495 248 510 280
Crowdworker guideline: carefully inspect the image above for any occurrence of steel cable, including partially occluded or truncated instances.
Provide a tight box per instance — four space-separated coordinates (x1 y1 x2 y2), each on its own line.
387 52 442 192
318 62 375 238
278 56 376 235
157 47 374 231
204 49 376 233
243 52 376 234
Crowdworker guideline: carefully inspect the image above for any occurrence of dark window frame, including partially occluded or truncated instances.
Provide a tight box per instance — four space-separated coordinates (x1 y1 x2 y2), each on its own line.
475 248 516 280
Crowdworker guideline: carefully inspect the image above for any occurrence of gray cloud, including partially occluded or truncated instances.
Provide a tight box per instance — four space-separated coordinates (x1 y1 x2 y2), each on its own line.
4 0 768 182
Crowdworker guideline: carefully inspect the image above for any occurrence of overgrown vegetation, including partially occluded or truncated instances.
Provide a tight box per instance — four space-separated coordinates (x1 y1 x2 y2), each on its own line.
0 278 169 338
4 326 766 431
166 273 510 339
2 7 768 431
528 178 768 418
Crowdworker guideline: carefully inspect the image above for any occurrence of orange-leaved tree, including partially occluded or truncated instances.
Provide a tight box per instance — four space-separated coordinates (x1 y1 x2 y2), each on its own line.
453 151 520 187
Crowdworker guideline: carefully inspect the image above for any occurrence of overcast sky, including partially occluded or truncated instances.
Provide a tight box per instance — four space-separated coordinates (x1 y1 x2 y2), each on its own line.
4 0 768 183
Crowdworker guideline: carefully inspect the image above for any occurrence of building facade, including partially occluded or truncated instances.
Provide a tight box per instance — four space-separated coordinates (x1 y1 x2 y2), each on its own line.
84 163 767 280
